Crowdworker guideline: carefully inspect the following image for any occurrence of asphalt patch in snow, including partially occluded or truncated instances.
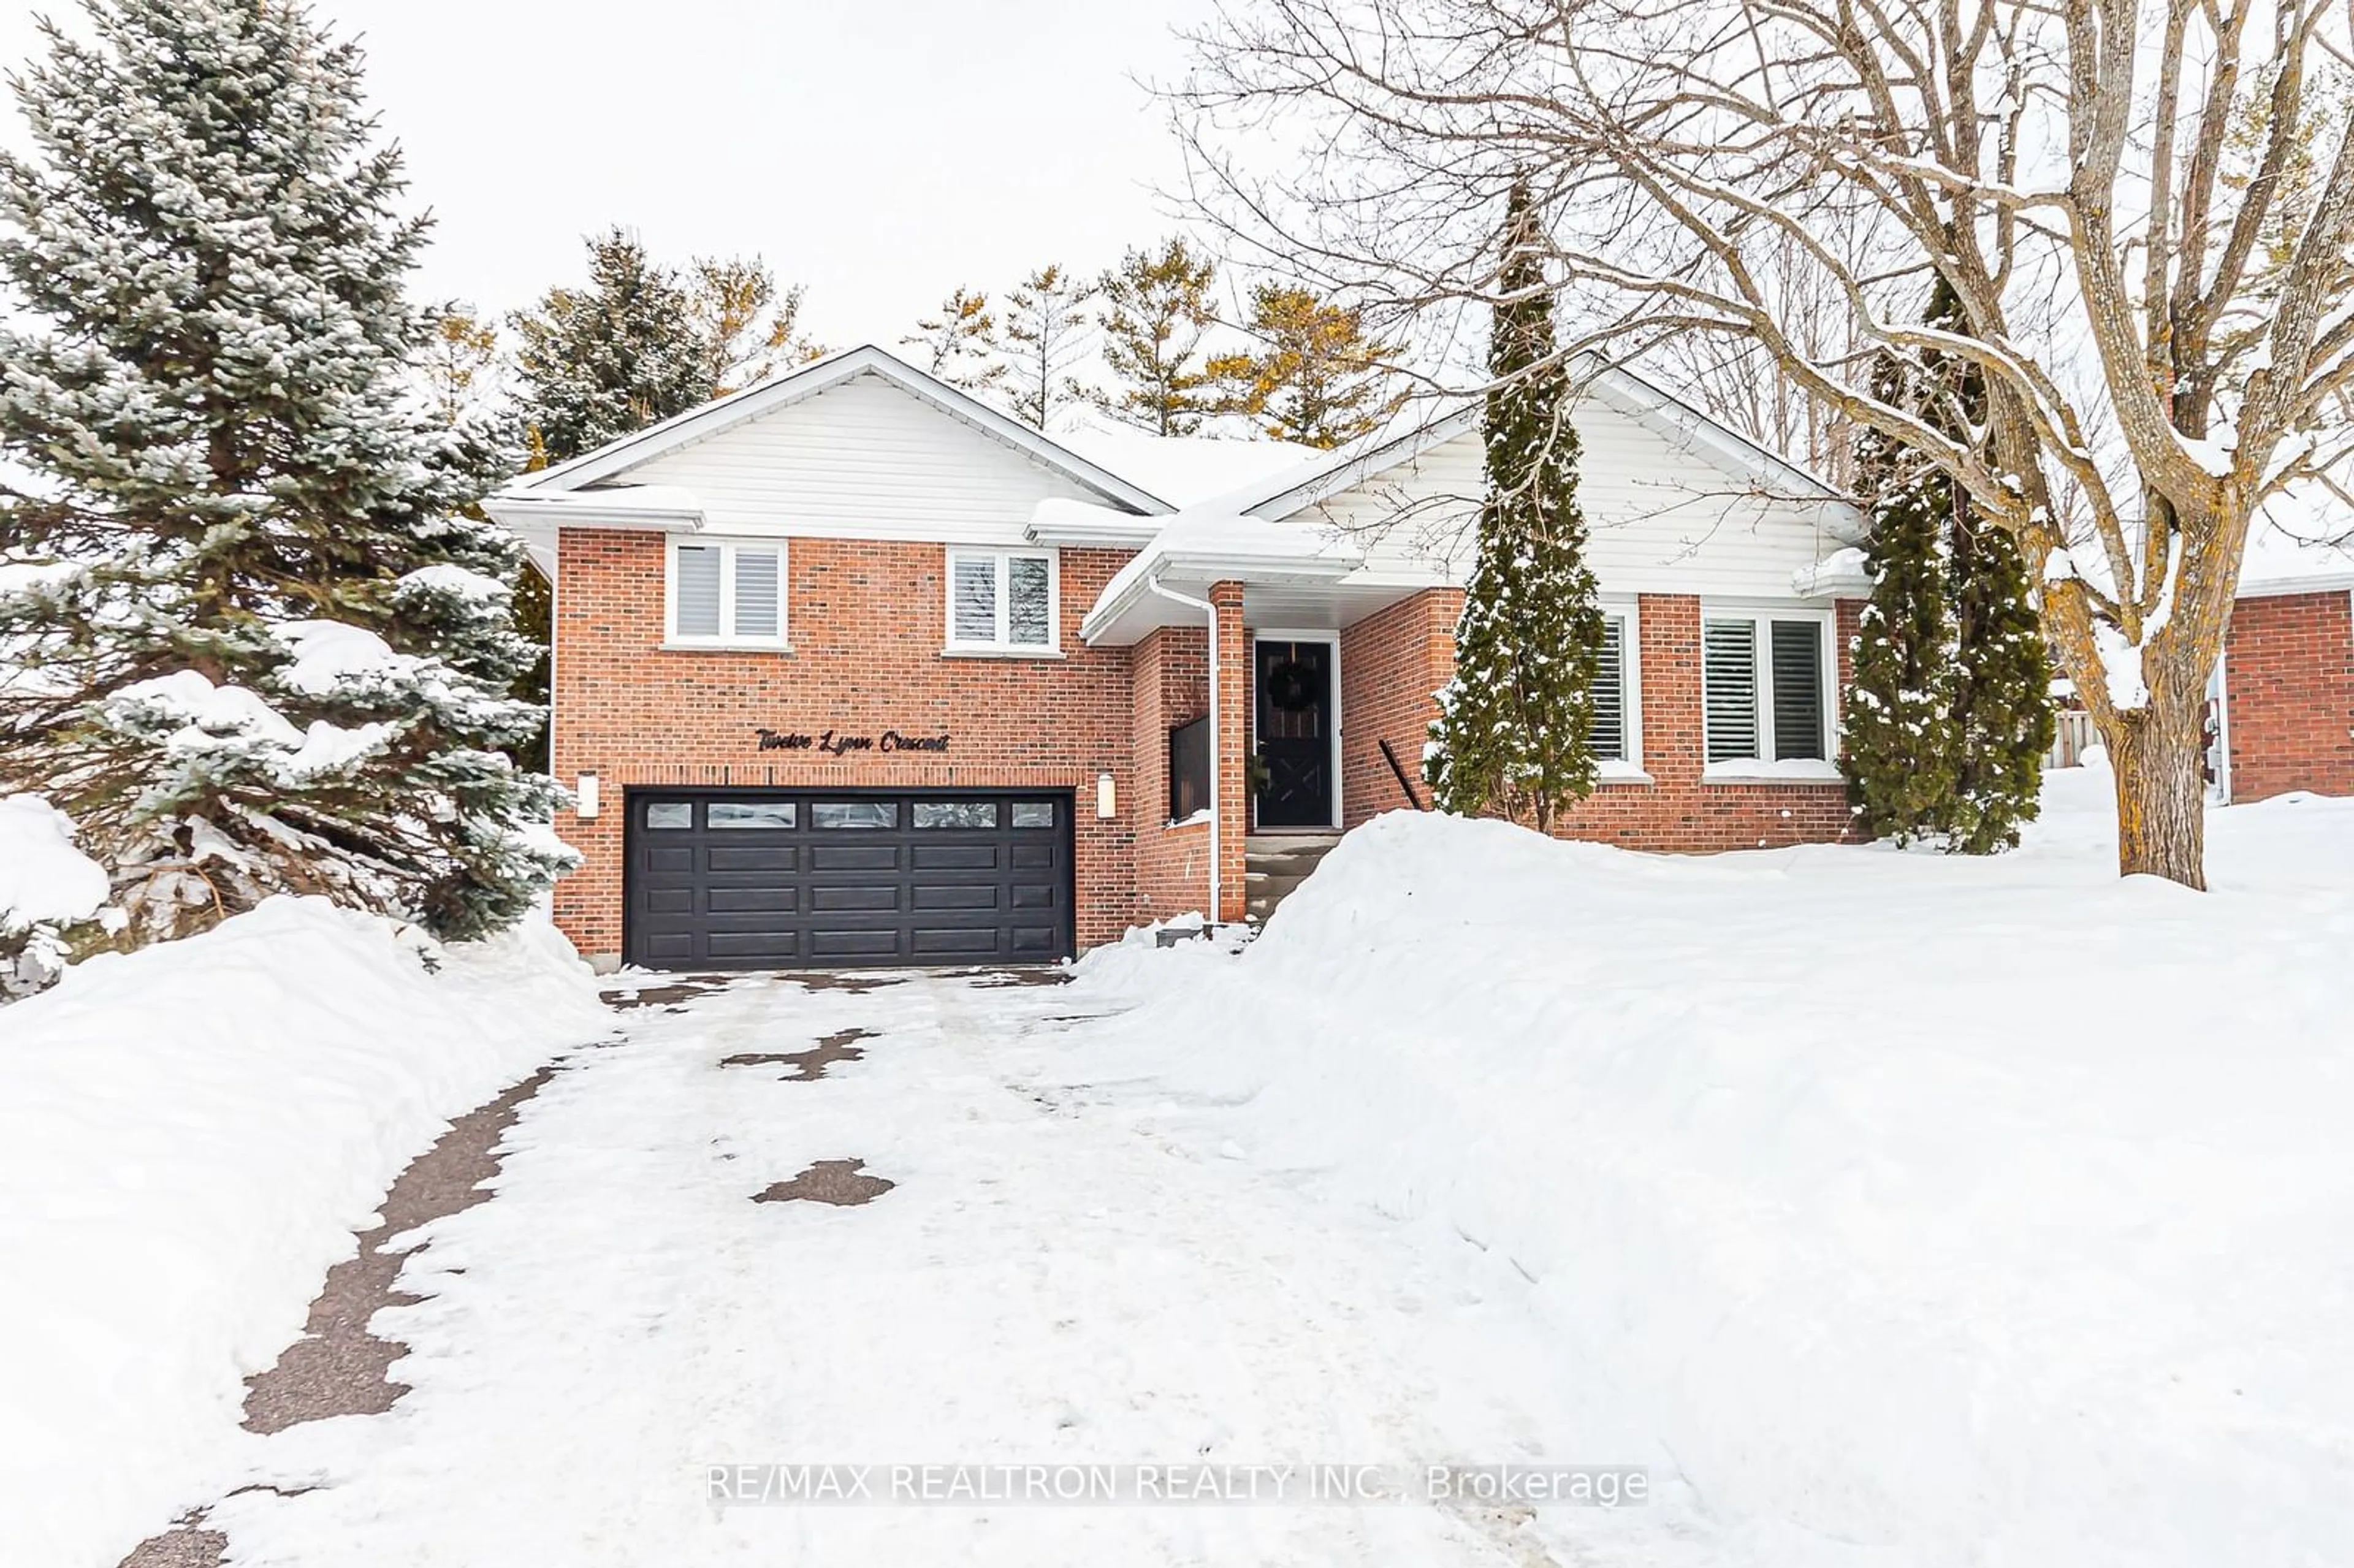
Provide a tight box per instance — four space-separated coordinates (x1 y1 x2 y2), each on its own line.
961 966 1073 988
752 1159 896 1207
719 1026 874 1081
240 1064 563 1434
601 976 732 1010
115 1515 226 1568
120 1066 568 1567
792 972 912 995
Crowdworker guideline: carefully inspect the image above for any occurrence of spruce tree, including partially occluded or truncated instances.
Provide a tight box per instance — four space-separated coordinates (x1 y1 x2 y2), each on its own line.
1095 238 1221 435
0 0 569 954
508 229 710 462
1425 185 1607 832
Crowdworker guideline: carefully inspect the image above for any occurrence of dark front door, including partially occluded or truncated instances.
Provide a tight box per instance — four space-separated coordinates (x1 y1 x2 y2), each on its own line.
623 790 1075 970
1254 639 1333 829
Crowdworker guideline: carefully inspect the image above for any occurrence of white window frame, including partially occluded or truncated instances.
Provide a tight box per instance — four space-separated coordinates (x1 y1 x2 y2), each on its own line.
943 546 1061 657
1699 603 1838 778
665 536 789 649
1594 600 1648 781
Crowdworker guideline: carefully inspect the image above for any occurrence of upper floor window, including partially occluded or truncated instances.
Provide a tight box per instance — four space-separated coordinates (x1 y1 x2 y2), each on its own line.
945 547 1057 654
1702 610 1830 764
668 538 786 648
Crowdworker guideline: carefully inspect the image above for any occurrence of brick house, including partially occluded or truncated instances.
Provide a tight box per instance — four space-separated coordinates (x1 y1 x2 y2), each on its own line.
487 344 1870 971
2217 563 2354 804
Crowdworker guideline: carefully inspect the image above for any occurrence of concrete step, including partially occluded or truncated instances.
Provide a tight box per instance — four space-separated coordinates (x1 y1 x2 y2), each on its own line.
1243 832 1346 923
1245 832 1343 858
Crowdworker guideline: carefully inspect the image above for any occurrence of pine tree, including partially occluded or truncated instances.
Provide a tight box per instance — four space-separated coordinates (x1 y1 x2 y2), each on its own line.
1001 264 1099 430
0 0 569 959
1840 384 1963 843
422 303 502 427
901 286 1008 396
1425 185 1607 833
1208 283 1404 447
690 256 823 395
1095 238 1221 435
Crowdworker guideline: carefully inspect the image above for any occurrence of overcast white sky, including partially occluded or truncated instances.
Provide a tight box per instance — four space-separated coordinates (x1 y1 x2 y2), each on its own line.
0 0 1219 347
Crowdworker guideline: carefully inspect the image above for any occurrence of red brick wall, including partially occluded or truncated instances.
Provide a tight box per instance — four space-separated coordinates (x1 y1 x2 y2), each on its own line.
2226 589 2354 802
552 527 1877 959
1128 624 1216 920
1336 589 1862 849
550 530 1145 957
1340 588 1462 824
1211 583 1249 921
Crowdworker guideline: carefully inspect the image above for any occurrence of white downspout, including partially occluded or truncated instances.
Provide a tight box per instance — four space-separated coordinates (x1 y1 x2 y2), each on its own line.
1144 573 1222 926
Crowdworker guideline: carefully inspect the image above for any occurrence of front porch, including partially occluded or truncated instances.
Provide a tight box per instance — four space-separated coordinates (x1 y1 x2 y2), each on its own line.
1099 558 1459 925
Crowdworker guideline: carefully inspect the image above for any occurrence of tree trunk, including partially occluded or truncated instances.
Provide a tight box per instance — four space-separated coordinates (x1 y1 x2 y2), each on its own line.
2103 697 2210 889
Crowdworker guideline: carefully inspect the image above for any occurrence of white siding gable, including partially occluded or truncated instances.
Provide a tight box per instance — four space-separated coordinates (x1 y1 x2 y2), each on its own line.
1287 393 1858 599
615 370 1102 546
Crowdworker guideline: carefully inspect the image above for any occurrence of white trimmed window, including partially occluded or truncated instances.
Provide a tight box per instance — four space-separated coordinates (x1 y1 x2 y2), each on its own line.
666 538 787 647
945 547 1059 653
1701 609 1832 765
1589 606 1642 767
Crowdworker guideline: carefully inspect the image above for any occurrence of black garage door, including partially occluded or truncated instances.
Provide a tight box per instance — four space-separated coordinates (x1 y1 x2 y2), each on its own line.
623 790 1075 970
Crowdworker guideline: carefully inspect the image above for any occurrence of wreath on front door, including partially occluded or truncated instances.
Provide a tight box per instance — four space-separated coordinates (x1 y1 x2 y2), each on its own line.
1265 658 1318 712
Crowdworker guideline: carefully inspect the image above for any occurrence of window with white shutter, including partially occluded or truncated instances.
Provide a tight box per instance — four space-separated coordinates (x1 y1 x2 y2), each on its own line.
945 549 1059 653
1703 618 1759 762
1701 609 1833 766
672 545 723 639
1590 615 1628 761
1770 619 1826 760
666 539 787 647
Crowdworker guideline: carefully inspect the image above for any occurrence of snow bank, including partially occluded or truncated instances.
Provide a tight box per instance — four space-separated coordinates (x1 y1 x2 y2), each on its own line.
0 794 112 996
0 794 107 932
0 897 610 1568
1075 792 2354 1564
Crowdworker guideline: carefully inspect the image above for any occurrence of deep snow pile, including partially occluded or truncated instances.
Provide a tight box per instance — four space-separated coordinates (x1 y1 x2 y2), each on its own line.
1074 774 2354 1565
0 793 110 993
0 896 609 1568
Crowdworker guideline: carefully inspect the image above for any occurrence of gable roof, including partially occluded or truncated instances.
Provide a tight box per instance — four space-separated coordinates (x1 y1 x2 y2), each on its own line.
493 344 1175 516
1211 357 1853 523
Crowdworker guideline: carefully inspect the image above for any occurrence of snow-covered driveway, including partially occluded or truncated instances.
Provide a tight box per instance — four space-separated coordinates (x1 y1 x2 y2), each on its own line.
204 965 1673 1567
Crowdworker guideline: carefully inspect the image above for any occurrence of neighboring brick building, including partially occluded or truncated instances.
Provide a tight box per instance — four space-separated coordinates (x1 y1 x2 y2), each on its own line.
2220 576 2354 803
488 345 1870 972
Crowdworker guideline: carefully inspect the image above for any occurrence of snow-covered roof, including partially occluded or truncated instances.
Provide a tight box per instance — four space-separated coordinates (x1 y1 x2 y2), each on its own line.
1207 356 1854 524
2238 503 2354 597
481 484 706 534
1792 546 1870 598
1053 420 1324 511
1081 512 1364 645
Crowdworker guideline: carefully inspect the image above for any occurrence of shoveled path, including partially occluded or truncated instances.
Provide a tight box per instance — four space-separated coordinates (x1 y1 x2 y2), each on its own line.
127 967 1693 1567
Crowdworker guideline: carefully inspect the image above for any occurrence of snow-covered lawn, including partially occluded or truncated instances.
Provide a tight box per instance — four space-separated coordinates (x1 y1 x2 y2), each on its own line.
10 771 2354 1566
1070 771 2354 1565
0 899 609 1568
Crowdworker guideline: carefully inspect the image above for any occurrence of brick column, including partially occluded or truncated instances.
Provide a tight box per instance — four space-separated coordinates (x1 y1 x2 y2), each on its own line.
1211 580 1249 923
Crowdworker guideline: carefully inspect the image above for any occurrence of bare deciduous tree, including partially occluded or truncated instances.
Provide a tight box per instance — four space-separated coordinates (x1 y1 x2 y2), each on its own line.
1175 0 2354 886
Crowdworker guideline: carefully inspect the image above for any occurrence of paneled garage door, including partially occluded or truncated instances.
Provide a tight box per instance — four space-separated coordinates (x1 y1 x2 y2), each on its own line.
622 790 1075 970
